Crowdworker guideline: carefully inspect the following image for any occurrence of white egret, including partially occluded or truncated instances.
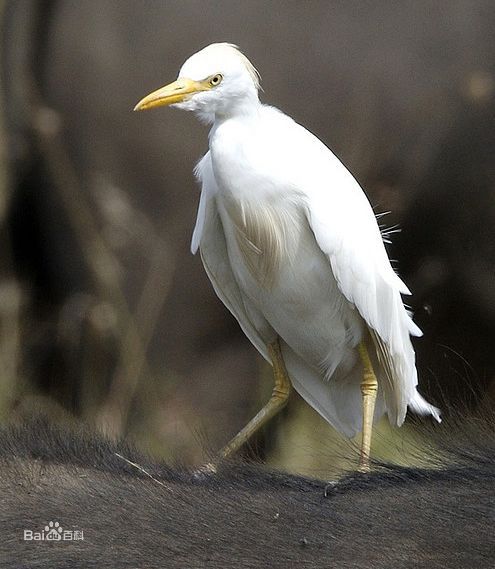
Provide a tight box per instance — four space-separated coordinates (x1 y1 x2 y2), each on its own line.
135 43 440 469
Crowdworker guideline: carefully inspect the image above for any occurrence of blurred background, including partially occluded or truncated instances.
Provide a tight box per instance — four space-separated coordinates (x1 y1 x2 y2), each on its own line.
0 0 494 476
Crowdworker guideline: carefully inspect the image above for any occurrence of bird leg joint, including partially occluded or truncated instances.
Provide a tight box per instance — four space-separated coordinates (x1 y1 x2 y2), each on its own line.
269 339 291 403
272 382 291 401
361 371 378 397
358 341 378 397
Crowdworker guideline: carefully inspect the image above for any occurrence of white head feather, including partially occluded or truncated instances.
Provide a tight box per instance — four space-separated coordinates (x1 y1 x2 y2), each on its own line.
174 43 261 122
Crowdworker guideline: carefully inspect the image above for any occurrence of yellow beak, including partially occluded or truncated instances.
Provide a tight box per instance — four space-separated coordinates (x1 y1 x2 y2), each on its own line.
133 78 208 111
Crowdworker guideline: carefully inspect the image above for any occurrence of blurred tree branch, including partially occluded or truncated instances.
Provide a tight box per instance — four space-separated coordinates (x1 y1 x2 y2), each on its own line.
9 0 177 437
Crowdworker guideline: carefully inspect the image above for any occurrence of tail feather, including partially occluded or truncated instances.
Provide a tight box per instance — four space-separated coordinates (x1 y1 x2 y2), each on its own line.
280 340 385 438
279 337 440 438
409 391 442 423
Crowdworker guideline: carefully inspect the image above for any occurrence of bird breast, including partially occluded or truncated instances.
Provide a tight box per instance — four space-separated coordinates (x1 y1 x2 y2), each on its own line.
220 195 302 288
210 114 307 288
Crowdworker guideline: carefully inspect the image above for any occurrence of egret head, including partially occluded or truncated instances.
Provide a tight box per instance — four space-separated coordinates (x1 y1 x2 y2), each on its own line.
134 43 261 122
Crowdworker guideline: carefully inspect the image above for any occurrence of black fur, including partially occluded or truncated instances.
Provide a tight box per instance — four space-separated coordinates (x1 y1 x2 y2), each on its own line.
0 417 493 568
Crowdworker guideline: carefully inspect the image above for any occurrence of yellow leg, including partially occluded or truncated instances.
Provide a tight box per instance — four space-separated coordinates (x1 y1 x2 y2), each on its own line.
358 341 378 471
216 338 291 461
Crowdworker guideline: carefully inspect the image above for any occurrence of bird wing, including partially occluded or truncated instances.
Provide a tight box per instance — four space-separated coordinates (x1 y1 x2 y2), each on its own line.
302 151 438 426
191 152 270 361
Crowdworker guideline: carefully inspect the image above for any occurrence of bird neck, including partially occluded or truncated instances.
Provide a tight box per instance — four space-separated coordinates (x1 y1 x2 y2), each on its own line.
215 94 261 124
198 91 261 126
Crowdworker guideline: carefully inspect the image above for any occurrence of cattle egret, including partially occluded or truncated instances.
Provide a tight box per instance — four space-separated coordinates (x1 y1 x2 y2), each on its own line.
135 43 441 469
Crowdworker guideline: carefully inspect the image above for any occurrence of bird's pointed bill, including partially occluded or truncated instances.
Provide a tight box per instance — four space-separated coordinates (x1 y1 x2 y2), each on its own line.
134 78 208 111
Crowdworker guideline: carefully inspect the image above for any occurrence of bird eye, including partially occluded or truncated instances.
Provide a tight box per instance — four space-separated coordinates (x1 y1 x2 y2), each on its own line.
209 74 223 87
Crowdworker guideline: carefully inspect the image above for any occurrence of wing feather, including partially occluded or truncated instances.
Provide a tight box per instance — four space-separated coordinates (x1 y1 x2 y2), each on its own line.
192 153 269 361
305 172 439 426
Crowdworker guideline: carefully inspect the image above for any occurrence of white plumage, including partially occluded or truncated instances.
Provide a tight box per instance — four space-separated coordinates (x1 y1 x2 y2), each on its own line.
136 43 440 440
